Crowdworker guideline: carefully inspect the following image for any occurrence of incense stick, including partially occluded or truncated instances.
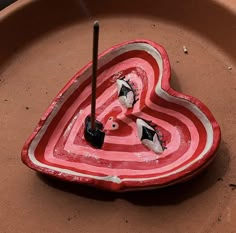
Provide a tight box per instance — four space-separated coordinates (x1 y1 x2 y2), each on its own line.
91 21 99 130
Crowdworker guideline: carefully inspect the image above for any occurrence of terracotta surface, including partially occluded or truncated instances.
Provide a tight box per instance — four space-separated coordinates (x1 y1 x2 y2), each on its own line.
0 0 235 232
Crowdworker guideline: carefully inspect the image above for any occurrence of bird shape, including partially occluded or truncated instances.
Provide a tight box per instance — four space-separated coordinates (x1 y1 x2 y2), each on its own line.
136 118 167 154
116 76 139 108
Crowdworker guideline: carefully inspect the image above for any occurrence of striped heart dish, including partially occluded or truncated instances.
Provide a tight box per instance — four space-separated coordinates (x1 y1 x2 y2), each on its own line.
21 40 221 191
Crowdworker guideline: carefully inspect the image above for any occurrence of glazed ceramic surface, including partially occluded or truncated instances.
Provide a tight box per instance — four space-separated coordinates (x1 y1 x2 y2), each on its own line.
22 40 220 191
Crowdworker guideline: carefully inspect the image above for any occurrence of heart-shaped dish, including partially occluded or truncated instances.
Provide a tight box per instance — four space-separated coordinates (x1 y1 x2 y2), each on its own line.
22 40 221 191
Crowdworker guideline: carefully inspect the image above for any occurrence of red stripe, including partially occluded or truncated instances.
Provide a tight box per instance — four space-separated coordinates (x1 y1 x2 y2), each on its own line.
34 50 204 174
52 62 192 169
21 39 220 191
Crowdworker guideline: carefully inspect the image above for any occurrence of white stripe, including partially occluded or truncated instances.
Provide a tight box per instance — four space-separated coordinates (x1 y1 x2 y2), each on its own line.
28 42 213 184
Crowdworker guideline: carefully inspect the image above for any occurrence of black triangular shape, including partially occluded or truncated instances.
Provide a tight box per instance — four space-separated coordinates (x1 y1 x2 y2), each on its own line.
118 84 132 97
141 126 156 141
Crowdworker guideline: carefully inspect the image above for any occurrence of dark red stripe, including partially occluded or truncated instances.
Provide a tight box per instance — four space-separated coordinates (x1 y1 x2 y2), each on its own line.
34 49 207 175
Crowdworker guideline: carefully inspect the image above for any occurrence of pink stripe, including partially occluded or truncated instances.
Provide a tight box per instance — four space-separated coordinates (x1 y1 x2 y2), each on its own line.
53 58 181 160
43 56 200 175
21 40 219 191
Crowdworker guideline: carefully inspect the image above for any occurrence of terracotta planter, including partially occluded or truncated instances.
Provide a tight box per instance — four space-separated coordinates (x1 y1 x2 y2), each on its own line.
0 0 235 232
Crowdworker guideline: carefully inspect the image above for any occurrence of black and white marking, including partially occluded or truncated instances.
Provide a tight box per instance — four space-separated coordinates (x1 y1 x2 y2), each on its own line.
136 118 166 154
116 76 138 108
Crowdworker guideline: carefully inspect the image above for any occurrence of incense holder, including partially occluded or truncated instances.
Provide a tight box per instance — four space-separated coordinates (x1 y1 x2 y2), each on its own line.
21 40 221 191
